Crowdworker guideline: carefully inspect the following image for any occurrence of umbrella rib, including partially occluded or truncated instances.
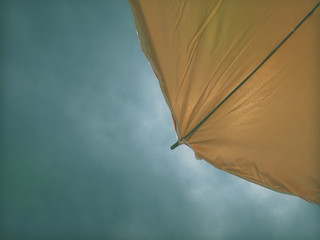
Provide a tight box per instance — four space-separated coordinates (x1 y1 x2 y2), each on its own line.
171 1 320 150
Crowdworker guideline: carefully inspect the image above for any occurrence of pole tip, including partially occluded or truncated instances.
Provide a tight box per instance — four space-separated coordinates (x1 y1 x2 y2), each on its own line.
170 140 179 150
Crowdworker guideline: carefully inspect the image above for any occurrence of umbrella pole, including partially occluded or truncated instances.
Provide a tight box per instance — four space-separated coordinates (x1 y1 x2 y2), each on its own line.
170 139 181 150
170 1 320 150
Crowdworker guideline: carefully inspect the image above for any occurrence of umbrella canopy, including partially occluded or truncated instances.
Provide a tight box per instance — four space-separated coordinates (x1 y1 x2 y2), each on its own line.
129 0 320 204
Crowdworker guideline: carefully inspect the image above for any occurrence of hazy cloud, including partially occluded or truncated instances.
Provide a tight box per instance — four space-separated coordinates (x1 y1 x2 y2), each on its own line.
1 1 319 239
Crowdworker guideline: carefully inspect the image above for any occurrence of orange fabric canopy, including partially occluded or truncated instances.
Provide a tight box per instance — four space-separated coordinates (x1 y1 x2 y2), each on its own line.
129 0 320 204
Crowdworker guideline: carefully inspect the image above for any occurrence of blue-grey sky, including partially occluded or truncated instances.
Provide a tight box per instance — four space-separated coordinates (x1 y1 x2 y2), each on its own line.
1 1 319 239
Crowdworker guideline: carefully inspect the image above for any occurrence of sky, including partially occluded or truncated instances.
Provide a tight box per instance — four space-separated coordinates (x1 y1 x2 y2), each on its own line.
0 1 319 239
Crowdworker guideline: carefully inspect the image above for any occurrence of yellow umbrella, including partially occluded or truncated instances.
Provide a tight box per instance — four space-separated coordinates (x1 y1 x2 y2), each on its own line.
129 0 320 204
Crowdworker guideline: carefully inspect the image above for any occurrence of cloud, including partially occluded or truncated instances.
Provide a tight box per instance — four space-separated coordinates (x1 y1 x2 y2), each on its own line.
1 1 319 240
